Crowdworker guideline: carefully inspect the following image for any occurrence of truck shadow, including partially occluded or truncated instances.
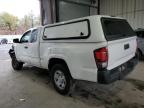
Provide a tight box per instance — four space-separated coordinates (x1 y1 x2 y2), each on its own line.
19 65 144 108
21 65 51 84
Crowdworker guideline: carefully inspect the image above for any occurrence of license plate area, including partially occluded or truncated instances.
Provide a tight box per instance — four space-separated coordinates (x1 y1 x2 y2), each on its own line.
118 61 132 79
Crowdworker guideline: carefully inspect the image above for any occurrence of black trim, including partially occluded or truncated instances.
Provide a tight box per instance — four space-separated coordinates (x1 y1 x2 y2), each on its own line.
43 19 91 40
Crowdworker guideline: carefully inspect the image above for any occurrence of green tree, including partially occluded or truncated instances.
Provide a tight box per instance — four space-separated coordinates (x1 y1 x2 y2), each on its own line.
0 12 19 31
20 12 40 31
23 15 32 30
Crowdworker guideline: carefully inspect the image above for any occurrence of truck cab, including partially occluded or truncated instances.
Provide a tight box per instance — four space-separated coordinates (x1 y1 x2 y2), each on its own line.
13 27 41 67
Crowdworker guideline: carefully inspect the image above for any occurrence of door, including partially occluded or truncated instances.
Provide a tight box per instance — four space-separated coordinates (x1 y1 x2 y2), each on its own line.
15 31 31 63
27 29 40 67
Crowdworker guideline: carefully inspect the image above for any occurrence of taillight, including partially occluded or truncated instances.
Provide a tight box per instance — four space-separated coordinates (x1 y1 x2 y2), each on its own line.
94 47 108 70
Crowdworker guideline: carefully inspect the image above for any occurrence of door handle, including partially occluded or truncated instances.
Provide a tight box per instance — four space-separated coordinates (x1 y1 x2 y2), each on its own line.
24 46 28 49
124 44 129 50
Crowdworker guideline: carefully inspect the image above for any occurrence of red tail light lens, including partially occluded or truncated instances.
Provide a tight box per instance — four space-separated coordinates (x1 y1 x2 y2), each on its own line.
94 47 108 70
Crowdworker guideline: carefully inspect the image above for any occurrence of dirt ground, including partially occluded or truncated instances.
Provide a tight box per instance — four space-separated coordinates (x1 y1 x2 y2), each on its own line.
0 44 144 108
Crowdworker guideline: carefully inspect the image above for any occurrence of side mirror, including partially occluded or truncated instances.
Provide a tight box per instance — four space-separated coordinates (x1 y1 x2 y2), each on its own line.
13 38 19 43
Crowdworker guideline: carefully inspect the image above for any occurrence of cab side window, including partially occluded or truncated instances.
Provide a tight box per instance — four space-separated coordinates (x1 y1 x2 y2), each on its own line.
30 29 38 43
20 31 31 43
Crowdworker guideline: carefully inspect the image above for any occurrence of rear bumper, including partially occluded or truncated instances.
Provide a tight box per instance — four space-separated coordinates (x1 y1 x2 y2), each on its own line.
98 57 138 84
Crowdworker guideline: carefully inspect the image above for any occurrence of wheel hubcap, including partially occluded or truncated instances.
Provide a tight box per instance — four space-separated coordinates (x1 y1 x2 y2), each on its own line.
54 70 66 90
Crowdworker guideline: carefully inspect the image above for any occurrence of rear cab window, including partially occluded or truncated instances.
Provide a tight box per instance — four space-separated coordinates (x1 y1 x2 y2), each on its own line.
101 18 136 41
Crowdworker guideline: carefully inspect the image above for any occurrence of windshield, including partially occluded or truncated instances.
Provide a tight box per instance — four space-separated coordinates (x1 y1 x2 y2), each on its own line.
101 18 135 41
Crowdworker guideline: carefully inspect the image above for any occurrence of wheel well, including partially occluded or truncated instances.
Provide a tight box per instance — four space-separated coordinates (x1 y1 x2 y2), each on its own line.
48 58 72 78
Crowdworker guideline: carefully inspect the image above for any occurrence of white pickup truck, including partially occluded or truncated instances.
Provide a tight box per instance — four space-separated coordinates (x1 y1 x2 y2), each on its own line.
9 15 137 95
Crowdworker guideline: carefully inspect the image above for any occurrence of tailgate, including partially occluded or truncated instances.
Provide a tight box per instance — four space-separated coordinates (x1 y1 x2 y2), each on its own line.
107 37 137 70
101 17 137 70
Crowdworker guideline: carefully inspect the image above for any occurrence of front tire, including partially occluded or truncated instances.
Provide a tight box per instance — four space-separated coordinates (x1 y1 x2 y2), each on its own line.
12 58 23 70
51 64 71 95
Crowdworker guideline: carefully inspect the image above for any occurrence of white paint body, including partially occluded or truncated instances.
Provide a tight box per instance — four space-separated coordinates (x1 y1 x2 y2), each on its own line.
14 15 137 82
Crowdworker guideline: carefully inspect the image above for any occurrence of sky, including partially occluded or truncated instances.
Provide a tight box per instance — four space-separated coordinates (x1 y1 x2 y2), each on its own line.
0 0 40 18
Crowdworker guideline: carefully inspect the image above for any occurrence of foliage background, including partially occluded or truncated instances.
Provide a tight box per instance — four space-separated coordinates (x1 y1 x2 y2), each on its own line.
0 12 40 35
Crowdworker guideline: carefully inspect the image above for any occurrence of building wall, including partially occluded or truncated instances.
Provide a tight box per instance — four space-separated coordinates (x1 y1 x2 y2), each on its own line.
58 0 98 22
39 0 99 25
100 0 144 29
40 0 56 25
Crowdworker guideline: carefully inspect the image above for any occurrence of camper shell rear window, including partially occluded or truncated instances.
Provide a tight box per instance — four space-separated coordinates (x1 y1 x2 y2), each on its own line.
101 18 135 41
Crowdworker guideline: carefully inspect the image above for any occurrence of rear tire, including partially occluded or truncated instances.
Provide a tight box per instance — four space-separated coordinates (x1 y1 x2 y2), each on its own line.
12 58 23 70
51 64 71 95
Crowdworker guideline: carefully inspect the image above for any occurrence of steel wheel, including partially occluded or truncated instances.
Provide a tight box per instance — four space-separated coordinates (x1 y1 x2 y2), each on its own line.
51 64 72 95
54 70 66 90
